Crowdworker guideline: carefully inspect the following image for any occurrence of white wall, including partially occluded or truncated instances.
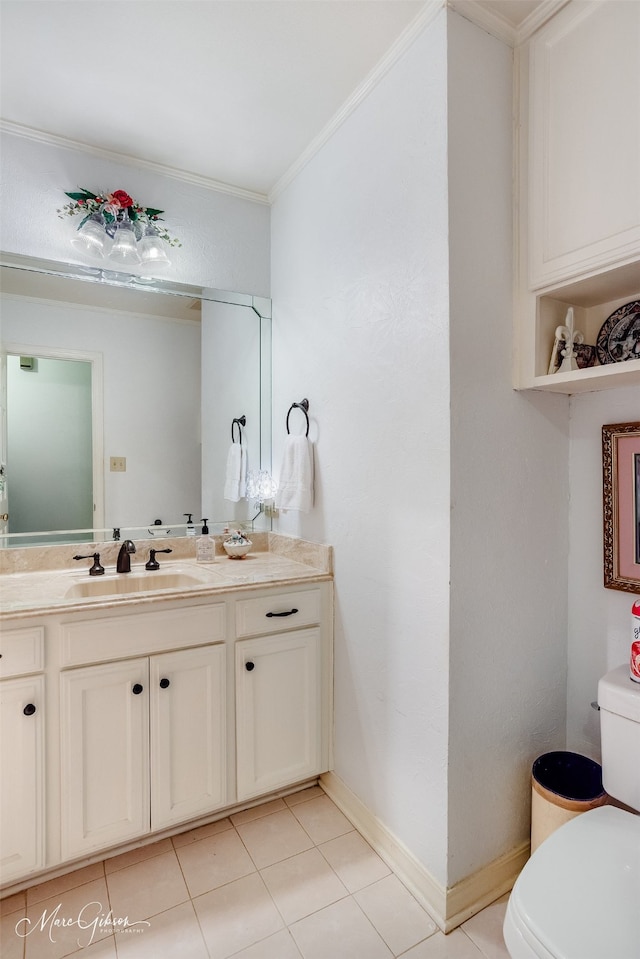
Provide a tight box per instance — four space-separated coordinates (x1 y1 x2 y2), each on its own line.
0 132 270 296
272 11 452 883
2 293 201 531
446 11 569 885
567 385 640 759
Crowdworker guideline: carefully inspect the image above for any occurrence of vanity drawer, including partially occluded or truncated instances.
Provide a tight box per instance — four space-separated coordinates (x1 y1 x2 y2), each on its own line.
0 626 45 678
61 603 226 666
236 589 321 638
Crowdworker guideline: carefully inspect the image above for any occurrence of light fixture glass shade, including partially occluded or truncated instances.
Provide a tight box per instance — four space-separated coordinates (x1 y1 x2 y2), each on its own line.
138 222 171 270
108 217 141 265
71 212 110 259
246 469 276 502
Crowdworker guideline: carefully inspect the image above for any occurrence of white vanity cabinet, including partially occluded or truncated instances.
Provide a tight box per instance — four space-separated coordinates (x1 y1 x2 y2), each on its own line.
60 657 150 859
235 587 331 801
149 644 226 830
236 629 322 800
59 604 227 861
0 627 45 884
0 573 333 889
60 643 226 859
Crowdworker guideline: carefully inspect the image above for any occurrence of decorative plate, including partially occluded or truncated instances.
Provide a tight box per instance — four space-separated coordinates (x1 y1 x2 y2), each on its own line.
596 299 640 365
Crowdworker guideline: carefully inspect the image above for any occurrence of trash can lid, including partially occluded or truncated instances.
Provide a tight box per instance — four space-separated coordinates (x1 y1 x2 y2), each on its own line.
532 751 605 802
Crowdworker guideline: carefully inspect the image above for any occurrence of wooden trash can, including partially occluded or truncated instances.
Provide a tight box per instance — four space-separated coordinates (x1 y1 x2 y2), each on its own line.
531 751 608 854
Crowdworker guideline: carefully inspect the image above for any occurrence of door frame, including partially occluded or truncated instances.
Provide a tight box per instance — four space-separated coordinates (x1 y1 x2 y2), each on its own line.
3 343 105 534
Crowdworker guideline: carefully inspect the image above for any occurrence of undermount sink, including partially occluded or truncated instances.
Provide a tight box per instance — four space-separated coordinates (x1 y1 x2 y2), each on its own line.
65 570 206 599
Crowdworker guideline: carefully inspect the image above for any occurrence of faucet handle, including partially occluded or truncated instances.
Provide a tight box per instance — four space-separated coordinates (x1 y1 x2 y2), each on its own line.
73 552 105 576
145 548 173 570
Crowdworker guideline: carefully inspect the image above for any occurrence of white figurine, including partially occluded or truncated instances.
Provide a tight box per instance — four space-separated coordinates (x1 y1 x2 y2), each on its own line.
555 307 584 373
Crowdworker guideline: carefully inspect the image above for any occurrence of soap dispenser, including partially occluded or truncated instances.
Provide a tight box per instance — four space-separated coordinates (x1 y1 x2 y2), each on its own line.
184 513 196 537
196 518 215 563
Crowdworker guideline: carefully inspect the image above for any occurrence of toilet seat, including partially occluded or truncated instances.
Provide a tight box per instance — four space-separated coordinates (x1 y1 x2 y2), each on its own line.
503 805 639 959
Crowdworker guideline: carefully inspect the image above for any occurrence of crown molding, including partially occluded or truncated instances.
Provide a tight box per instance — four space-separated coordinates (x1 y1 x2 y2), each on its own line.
0 119 270 206
514 0 571 43
269 0 445 202
448 0 570 47
448 0 517 44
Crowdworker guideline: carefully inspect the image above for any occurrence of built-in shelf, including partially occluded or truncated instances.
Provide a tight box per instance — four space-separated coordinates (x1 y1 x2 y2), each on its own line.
517 259 640 394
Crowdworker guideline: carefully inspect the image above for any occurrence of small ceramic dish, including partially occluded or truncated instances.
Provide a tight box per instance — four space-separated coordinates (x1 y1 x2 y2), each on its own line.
223 538 252 559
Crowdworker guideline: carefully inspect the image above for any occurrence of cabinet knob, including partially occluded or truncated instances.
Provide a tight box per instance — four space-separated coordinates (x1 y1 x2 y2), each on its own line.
159 678 170 689
265 608 299 618
245 661 255 672
132 683 144 695
23 703 36 716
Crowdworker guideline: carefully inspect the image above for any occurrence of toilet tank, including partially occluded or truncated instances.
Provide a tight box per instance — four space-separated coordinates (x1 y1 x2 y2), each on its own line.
598 665 640 810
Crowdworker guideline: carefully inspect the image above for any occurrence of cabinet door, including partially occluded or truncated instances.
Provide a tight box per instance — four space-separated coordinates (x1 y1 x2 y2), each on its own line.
236 629 321 801
528 0 640 288
60 659 149 860
150 644 226 830
0 676 44 883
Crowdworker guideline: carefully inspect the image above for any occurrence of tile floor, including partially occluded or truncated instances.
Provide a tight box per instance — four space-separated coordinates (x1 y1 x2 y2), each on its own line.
1 786 511 959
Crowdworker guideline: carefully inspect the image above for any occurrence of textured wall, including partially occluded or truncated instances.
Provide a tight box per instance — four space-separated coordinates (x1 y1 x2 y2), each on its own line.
0 132 271 296
272 12 451 883
567 385 640 760
446 11 570 885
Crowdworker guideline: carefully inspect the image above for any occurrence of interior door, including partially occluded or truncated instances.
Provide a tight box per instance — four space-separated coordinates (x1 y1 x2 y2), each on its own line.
0 352 8 537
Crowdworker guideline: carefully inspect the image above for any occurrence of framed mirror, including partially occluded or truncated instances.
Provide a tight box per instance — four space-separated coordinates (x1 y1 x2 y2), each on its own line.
0 253 271 548
602 421 640 592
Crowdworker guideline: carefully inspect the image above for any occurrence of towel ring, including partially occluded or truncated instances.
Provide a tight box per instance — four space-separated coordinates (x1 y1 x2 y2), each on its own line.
286 399 310 437
231 415 246 443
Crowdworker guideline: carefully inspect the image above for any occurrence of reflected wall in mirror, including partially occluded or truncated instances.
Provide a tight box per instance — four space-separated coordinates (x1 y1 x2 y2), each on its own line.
0 253 272 547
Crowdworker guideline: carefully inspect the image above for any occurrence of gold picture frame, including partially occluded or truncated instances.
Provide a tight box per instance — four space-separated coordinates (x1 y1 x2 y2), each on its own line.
602 421 640 592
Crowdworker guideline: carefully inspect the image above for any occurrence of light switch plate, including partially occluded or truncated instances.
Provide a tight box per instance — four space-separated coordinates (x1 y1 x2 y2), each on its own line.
110 457 126 472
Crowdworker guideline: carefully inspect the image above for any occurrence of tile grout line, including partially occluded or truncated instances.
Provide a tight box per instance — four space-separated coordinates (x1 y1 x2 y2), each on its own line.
11 789 496 959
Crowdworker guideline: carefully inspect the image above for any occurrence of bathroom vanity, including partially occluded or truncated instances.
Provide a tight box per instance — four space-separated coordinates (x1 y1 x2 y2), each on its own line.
0 534 333 891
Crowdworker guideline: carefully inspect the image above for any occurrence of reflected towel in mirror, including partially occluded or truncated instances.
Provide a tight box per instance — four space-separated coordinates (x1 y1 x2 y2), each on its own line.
275 435 314 512
224 442 247 502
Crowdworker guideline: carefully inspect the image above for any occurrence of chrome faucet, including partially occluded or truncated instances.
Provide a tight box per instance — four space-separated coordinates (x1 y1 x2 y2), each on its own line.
116 539 136 573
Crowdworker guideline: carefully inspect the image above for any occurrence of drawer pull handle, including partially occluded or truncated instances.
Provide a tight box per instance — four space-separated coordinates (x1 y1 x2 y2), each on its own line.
245 661 255 672
265 608 299 618
159 678 170 689
23 703 36 716
132 683 144 695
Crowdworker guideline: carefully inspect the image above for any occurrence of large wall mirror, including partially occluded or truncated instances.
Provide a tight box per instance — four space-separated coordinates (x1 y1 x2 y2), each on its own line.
0 253 271 548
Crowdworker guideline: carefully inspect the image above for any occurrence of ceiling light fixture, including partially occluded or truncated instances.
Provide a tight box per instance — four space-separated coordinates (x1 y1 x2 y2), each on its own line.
59 188 181 272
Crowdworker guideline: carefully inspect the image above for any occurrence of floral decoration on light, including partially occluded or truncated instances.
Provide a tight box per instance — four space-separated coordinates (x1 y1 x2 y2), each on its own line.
58 188 181 247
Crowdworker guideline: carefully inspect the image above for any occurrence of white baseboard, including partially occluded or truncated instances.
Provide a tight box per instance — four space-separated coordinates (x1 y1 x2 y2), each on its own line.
320 771 529 932
444 840 530 931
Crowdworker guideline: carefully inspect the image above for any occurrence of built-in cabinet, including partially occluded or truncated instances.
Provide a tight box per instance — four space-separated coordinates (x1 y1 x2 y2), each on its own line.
60 644 227 860
0 676 45 883
236 630 322 800
0 627 45 885
235 588 325 800
515 0 640 392
0 579 332 889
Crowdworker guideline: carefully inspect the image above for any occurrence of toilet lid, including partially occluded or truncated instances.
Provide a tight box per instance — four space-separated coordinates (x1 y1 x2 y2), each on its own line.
510 806 639 959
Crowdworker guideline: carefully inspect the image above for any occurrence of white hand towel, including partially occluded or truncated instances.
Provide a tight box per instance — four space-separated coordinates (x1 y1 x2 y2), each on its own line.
239 441 247 499
224 443 243 502
275 435 314 512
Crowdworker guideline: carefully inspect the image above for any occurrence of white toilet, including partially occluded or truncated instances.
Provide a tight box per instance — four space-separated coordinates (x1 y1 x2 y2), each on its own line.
503 664 640 959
